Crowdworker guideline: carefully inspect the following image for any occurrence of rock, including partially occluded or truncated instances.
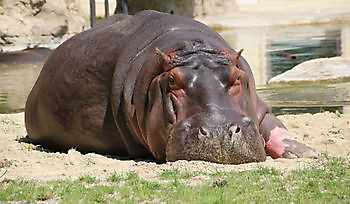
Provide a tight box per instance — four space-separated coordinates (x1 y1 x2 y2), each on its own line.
0 6 5 15
51 21 69 38
0 0 89 50
268 57 350 85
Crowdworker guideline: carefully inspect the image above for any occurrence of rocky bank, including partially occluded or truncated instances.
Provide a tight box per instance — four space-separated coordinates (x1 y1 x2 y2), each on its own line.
0 0 89 51
268 57 350 85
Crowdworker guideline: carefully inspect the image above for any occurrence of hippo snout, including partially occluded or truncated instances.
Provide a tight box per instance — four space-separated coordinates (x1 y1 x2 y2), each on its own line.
166 116 266 164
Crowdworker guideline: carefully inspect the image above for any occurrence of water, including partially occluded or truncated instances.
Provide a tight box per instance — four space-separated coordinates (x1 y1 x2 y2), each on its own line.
257 83 350 115
1 23 350 114
0 62 43 113
267 29 342 77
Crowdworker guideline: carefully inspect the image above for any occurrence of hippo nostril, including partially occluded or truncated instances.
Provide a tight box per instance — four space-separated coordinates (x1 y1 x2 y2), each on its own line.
229 125 241 136
235 125 240 133
199 127 208 136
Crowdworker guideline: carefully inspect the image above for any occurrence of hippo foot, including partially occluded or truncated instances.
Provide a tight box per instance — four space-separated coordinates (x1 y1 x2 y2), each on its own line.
265 127 320 159
281 138 320 159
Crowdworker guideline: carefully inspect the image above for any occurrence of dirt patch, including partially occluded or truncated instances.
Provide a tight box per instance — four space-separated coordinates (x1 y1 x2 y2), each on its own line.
0 112 349 182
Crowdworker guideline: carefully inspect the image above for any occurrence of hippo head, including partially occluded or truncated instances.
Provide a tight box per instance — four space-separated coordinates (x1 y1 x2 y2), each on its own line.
145 40 266 164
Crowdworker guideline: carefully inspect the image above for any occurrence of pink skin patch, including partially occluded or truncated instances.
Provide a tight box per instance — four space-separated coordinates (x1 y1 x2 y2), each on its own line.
265 127 293 159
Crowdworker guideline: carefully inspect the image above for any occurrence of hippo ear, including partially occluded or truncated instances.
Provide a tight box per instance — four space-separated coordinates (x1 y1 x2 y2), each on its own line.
232 49 243 61
237 49 243 59
155 47 171 70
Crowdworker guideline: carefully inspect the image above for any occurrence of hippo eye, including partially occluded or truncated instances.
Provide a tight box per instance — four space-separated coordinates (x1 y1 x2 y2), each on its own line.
169 76 175 84
237 76 240 81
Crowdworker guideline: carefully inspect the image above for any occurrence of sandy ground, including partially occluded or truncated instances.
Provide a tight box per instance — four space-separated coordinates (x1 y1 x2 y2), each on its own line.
0 112 349 182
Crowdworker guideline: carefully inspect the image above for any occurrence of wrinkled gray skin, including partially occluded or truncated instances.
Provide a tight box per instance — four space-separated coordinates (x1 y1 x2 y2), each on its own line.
25 10 312 164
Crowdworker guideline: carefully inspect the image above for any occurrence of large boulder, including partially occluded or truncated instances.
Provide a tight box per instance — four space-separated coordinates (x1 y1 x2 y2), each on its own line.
0 0 89 50
268 57 350 85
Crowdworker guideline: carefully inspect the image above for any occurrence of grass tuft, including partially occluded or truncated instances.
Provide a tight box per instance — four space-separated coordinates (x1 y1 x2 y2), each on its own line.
0 159 13 168
106 174 123 183
78 175 97 184
159 169 180 179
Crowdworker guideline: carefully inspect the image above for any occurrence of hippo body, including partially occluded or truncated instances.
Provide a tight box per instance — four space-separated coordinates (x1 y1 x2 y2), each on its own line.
25 11 317 164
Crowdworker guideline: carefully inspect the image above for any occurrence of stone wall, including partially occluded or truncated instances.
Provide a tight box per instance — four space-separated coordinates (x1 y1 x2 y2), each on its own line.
0 0 238 50
0 0 89 50
116 0 237 17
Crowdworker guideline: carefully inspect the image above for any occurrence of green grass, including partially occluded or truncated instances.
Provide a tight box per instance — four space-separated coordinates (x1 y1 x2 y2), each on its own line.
0 157 349 203
0 117 19 126
0 159 13 168
0 0 3 7
1 119 11 125
160 169 203 180
78 175 97 184
335 110 342 117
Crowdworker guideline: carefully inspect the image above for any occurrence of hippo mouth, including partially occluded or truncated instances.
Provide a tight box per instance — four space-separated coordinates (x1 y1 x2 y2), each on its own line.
165 117 266 164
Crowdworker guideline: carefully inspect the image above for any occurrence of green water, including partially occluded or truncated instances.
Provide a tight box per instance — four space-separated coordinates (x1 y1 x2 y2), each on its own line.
0 61 43 113
257 83 350 115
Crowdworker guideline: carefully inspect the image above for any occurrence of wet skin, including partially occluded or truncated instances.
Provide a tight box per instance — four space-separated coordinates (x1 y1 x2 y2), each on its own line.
25 11 319 164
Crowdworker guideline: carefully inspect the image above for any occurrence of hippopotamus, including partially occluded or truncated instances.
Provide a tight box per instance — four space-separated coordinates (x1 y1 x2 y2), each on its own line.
25 10 318 164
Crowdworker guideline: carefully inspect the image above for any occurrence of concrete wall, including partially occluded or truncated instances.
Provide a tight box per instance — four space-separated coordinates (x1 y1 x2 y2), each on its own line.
80 0 116 17
116 0 237 17
341 26 350 57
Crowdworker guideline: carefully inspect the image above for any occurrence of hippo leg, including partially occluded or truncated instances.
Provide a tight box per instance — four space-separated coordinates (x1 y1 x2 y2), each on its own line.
259 113 319 159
